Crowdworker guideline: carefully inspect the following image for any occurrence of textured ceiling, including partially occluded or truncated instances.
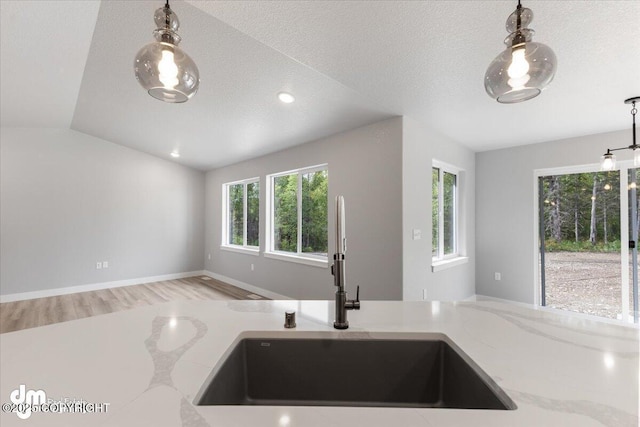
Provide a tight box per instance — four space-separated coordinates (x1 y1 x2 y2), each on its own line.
0 0 100 128
70 1 391 170
2 1 640 170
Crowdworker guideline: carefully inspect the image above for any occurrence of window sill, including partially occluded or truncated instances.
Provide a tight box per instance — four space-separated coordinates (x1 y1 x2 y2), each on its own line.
264 251 328 268
432 256 468 272
220 245 260 256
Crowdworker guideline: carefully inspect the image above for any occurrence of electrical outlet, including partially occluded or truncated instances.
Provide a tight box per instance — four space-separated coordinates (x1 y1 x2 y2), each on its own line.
494 272 501 281
103 261 108 269
208 253 211 260
412 229 421 240
96 262 102 270
251 263 255 271
423 289 428 300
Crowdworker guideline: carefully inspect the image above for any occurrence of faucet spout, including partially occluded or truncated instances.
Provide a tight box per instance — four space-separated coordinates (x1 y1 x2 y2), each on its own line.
331 196 360 329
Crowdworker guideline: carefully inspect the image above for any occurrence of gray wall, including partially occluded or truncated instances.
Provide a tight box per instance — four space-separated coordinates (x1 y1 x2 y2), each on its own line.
205 117 403 300
0 128 205 296
402 117 476 301
475 130 627 303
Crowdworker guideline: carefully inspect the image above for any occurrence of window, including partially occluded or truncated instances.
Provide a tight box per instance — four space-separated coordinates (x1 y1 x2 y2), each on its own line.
266 165 328 266
432 160 466 270
222 178 259 252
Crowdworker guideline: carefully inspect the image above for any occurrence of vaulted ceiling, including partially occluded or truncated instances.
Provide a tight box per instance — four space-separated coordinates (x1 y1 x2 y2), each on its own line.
2 1 639 170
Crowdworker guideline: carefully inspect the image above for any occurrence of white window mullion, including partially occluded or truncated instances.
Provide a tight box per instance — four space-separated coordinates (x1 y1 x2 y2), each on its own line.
297 173 303 254
221 184 228 246
453 175 458 255
438 168 445 259
242 183 248 247
268 176 275 252
621 167 630 322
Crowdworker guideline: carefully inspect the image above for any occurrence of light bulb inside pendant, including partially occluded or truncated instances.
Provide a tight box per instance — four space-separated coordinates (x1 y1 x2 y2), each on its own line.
158 49 179 89
507 46 531 89
507 47 529 79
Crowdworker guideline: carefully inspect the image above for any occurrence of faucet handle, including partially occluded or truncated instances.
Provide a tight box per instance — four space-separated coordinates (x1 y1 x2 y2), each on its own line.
353 285 361 310
344 285 361 311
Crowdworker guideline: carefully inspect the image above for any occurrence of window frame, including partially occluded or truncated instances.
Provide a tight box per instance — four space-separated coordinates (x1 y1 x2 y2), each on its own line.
265 164 329 268
432 160 467 270
221 177 260 255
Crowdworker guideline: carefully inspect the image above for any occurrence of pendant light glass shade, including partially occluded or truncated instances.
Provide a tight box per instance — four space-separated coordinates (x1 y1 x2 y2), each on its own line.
484 3 557 103
134 3 199 103
600 151 616 171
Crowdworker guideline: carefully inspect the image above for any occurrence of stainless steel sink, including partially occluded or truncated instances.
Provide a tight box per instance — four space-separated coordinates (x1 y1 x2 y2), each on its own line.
194 331 516 410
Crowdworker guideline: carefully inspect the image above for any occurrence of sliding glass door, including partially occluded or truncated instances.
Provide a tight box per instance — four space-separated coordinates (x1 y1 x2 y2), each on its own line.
538 167 638 323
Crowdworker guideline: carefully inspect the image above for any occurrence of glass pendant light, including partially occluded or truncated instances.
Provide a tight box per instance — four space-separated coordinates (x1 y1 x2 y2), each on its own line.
484 1 557 103
600 150 616 171
600 97 640 170
134 0 199 103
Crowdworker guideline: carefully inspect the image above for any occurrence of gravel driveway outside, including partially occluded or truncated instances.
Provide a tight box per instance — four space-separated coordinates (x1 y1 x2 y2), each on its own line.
544 252 636 320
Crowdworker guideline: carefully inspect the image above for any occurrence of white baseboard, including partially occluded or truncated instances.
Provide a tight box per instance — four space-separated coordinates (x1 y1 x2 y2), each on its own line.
203 270 291 300
473 294 537 307
0 271 205 303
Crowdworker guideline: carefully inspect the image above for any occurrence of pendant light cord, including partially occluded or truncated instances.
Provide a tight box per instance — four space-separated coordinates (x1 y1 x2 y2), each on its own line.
164 0 170 28
512 0 524 46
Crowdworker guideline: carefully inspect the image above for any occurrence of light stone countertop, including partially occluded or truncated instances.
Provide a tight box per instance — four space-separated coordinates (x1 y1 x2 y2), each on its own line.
0 299 638 427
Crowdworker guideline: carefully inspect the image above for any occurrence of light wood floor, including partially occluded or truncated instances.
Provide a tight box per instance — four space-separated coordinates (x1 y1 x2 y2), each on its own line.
0 276 268 334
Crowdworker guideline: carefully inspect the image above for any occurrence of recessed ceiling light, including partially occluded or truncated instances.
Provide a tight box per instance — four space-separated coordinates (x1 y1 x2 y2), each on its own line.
170 151 180 158
278 92 295 104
